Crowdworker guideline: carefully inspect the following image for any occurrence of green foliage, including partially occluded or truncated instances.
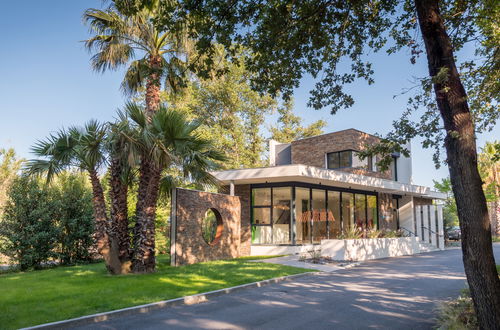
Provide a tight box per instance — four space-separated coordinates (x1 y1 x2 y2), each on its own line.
433 178 459 231
0 255 310 329
478 141 500 202
437 289 478 330
0 176 59 270
0 148 23 215
51 173 95 265
339 226 363 239
163 46 278 169
83 3 188 96
270 99 326 143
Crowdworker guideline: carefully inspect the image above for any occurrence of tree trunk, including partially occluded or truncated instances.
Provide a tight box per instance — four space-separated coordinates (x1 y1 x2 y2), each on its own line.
145 54 162 119
414 0 500 328
88 170 122 275
109 155 132 273
132 157 161 273
132 54 164 273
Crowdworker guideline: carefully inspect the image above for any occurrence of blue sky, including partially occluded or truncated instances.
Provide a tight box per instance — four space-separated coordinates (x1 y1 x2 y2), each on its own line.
0 1 498 188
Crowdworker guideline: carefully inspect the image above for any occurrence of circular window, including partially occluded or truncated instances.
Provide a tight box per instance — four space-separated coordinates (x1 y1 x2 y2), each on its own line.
201 208 223 245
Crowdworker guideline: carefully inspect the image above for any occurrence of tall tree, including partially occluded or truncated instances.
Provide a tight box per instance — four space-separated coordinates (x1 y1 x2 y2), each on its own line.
84 4 188 272
163 46 278 169
270 99 326 143
27 121 124 274
128 0 500 325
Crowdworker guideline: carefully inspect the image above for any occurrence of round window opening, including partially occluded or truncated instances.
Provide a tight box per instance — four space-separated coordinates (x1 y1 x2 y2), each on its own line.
201 208 223 245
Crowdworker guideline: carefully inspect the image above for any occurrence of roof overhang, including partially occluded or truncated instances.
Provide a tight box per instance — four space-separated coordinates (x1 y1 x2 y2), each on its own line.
212 164 446 200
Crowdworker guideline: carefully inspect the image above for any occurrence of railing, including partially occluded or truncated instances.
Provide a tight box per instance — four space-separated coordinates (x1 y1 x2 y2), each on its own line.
399 227 416 237
422 226 444 237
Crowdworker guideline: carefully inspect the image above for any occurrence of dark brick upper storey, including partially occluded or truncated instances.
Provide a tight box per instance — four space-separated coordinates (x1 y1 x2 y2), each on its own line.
290 129 392 180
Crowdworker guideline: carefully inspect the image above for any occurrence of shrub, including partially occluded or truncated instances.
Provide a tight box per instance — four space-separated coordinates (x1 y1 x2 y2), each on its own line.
52 173 95 265
437 288 478 329
339 226 363 239
0 176 59 270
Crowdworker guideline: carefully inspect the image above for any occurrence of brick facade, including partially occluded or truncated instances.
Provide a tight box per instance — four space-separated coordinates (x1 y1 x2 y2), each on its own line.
413 197 433 206
220 184 252 256
290 129 392 179
171 188 241 266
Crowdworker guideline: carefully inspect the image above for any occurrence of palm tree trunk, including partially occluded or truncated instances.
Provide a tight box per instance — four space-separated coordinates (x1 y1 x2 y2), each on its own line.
145 54 162 118
132 157 161 273
88 170 122 275
132 54 164 273
109 155 132 273
415 0 500 328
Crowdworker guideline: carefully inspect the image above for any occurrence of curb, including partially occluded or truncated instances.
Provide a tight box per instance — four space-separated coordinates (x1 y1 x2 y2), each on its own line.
22 271 318 330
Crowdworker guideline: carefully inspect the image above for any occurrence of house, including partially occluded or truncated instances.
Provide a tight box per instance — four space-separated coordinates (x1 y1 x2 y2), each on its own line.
211 129 446 256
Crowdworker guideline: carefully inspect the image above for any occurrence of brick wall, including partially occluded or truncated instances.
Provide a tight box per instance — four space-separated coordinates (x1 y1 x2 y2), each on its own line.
220 184 251 256
413 197 433 206
290 129 392 179
172 188 241 266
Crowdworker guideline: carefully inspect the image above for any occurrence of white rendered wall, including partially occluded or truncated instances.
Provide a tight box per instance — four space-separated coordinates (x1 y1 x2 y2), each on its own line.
416 205 423 239
399 196 415 235
422 205 429 243
396 142 413 184
429 205 437 247
437 204 445 250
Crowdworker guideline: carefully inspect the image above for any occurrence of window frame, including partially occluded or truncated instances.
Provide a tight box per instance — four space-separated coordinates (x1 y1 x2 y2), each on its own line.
326 150 355 169
251 182 379 245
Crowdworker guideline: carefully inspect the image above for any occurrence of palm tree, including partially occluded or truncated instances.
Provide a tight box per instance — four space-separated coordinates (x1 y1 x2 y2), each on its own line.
83 5 187 117
26 121 125 274
121 103 225 272
84 5 190 272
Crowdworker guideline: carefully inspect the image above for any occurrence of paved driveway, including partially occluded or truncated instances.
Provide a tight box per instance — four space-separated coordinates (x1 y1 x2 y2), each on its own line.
75 244 500 330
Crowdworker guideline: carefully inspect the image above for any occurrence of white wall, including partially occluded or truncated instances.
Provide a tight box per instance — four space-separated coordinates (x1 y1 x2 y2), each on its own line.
399 196 415 235
396 142 413 184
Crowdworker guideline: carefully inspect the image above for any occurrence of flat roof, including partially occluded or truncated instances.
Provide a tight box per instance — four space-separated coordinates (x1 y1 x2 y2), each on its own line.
212 164 446 199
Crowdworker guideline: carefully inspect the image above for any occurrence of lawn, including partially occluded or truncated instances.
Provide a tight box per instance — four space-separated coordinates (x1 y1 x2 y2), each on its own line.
0 255 310 329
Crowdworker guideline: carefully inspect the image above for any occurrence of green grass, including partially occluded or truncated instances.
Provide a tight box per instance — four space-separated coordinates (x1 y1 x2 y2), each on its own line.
0 255 310 329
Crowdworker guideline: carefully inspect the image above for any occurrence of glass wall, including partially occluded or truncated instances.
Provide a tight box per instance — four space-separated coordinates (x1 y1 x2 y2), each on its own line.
295 187 311 244
342 192 355 230
355 194 367 229
251 185 378 245
312 189 327 243
367 195 378 229
327 191 341 237
272 187 292 244
251 188 271 244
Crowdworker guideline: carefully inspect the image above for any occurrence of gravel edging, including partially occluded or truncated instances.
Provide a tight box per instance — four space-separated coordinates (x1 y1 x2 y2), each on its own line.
21 271 317 330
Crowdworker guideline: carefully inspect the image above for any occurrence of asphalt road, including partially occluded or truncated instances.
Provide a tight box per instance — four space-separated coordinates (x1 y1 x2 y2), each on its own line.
74 244 500 330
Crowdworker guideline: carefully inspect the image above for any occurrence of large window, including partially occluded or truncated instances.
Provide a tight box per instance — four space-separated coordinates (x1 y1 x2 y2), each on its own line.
328 150 377 172
272 187 291 244
367 195 378 229
251 185 378 245
295 187 311 244
251 188 271 244
327 151 352 169
327 191 341 237
355 194 367 229
312 189 327 243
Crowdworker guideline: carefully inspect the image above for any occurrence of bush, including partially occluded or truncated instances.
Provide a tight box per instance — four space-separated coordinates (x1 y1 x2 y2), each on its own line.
52 173 95 265
437 289 478 329
0 176 59 270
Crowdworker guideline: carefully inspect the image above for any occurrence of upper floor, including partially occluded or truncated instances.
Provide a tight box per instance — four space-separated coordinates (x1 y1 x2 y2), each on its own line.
269 129 413 184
